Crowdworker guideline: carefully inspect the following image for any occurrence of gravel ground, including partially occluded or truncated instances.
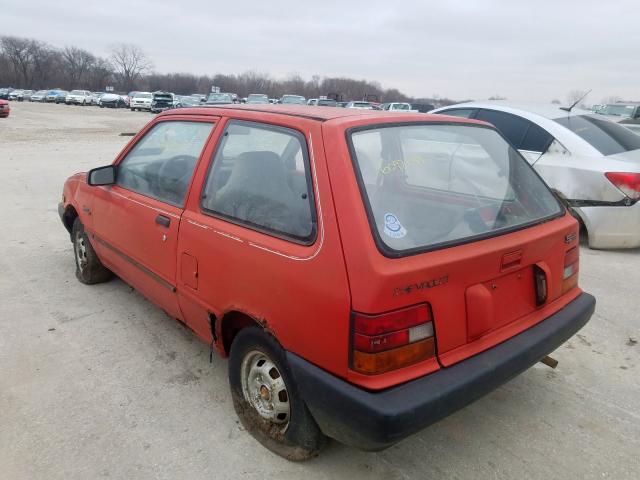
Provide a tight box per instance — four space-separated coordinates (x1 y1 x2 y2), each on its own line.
1 102 639 480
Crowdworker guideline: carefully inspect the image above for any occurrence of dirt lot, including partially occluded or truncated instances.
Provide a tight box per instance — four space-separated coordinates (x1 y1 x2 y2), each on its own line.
1 101 639 480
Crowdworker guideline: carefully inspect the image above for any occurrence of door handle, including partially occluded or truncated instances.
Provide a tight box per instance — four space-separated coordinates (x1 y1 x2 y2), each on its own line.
155 214 171 227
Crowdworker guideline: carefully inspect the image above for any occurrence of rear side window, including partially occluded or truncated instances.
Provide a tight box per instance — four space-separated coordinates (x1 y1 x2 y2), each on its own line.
440 108 475 118
349 124 563 255
520 122 553 153
554 115 640 155
116 121 213 207
475 109 529 147
201 121 316 243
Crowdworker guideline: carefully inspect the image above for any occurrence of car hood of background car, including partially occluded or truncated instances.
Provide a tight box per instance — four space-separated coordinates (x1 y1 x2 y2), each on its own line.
101 94 120 101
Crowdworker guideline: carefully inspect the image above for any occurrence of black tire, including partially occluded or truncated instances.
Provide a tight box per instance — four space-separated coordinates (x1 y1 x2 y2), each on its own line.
228 327 327 460
71 218 111 284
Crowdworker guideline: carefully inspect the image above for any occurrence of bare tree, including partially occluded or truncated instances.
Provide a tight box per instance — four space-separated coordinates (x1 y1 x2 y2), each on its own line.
1 36 37 87
109 43 152 91
61 46 96 87
87 58 113 91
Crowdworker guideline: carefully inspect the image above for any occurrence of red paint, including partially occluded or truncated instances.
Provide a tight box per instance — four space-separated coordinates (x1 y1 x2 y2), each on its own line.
61 106 582 391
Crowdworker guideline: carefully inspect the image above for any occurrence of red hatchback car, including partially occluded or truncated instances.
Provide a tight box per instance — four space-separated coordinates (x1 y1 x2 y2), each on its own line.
0 99 10 118
59 105 595 459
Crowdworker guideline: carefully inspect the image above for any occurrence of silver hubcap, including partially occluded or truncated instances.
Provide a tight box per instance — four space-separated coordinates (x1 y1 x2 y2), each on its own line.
74 231 88 271
240 350 290 429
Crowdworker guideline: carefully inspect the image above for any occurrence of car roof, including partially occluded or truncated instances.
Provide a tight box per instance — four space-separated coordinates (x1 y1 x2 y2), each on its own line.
432 101 609 156
161 104 490 126
434 100 594 120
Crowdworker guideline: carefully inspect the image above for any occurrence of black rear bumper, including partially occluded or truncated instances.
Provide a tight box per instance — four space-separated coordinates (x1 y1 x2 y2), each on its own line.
287 292 595 451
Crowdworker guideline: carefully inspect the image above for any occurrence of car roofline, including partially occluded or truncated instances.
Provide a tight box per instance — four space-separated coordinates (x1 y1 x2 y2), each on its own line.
159 105 495 129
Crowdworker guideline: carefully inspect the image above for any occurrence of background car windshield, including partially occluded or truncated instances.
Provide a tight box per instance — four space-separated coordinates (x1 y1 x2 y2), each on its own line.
393 104 410 110
70 90 83 95
350 124 562 253
599 104 635 117
282 96 305 104
208 93 231 101
136 93 152 99
554 115 640 156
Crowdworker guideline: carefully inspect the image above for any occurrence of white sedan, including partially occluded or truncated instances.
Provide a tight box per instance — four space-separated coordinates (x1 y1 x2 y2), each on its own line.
66 90 93 105
431 101 640 249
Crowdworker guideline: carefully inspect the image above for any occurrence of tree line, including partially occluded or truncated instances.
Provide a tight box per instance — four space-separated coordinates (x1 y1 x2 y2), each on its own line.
0 35 452 104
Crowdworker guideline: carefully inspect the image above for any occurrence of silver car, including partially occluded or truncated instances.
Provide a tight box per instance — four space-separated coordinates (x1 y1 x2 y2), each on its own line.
432 102 640 249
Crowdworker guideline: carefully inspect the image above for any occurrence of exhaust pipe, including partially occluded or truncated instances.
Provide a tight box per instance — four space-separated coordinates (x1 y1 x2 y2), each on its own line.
540 355 558 369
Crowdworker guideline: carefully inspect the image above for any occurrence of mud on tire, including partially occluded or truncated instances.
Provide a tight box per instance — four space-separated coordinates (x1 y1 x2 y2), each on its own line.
228 327 327 460
71 218 111 284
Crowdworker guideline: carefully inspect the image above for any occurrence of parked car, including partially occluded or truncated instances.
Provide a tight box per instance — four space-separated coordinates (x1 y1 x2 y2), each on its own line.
176 95 200 108
59 104 594 459
46 90 61 103
0 88 12 100
8 89 23 101
66 90 93 105
150 91 174 113
345 101 374 109
597 102 640 134
30 90 48 102
99 93 125 108
279 94 306 105
307 98 318 106
337 101 349 108
316 98 338 107
124 91 138 107
206 92 234 105
0 99 10 118
91 92 105 106
130 92 153 111
246 94 270 104
19 89 34 101
432 101 640 248
411 103 436 113
380 102 418 112
55 91 69 104
190 94 207 103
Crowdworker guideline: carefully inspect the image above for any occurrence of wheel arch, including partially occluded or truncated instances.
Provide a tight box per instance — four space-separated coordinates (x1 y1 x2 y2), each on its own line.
62 204 79 237
218 310 272 357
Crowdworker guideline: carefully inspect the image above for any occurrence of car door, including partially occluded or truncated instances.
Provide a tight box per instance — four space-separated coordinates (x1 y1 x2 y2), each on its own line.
90 117 217 318
175 118 352 373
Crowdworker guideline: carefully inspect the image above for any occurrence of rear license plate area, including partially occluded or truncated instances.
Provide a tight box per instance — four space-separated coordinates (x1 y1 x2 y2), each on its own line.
465 266 536 341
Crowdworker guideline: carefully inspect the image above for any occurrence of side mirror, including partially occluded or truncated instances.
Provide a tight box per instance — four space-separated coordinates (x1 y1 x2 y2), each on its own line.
87 165 116 186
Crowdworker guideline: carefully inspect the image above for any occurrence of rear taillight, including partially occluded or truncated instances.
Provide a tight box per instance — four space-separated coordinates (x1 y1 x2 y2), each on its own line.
562 246 579 293
605 172 640 201
351 304 435 375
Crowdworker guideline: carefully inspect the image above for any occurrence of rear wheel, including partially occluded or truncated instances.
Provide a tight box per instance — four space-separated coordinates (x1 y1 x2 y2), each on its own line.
72 218 111 284
228 327 326 460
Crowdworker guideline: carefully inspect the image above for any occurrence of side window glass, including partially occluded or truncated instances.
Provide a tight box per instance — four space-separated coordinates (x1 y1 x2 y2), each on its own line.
117 121 213 207
520 122 553 153
201 121 316 242
440 108 475 118
475 109 529 148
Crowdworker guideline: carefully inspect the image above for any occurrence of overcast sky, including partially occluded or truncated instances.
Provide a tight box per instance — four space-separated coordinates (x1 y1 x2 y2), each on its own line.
4 0 639 102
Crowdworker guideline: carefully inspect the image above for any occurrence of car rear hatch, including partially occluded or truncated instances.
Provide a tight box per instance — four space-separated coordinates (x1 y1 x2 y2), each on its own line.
328 119 580 387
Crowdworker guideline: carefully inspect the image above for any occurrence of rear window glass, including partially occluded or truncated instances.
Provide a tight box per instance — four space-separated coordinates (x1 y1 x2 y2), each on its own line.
349 124 563 254
554 115 640 156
